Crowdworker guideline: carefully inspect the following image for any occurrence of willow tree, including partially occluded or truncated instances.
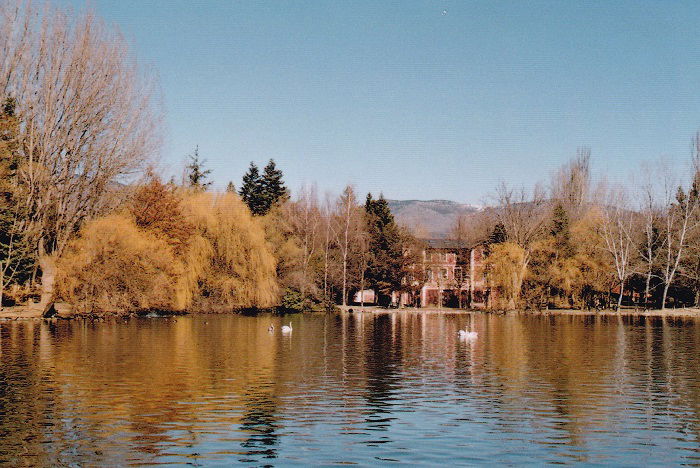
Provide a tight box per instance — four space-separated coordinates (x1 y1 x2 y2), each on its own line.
485 242 528 310
491 182 548 307
0 1 161 306
184 192 278 309
56 214 184 314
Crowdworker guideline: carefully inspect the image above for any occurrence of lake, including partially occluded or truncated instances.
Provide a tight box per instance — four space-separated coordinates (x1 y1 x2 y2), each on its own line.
1 311 699 465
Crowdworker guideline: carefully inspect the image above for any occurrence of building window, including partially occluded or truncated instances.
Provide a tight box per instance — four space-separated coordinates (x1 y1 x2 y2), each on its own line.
455 267 462 281
440 268 448 279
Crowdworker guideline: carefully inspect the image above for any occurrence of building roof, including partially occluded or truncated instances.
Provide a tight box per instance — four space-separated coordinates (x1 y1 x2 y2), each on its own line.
421 238 489 250
423 238 467 249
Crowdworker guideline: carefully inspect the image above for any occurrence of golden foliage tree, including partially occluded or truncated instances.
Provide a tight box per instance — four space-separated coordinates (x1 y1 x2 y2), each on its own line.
183 192 278 309
485 242 527 310
56 215 184 314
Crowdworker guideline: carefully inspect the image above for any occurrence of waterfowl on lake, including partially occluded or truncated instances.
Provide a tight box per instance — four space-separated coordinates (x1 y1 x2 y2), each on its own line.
458 329 478 340
281 322 293 333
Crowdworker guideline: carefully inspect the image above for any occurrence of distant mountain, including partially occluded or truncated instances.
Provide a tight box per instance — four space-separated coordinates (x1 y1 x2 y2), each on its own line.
387 199 481 238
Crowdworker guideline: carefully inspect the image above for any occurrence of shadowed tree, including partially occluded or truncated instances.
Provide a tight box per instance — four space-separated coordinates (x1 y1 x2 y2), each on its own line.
0 98 34 304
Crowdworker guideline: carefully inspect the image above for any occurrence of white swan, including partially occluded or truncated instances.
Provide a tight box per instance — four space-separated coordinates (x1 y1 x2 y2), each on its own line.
281 322 293 333
458 329 478 340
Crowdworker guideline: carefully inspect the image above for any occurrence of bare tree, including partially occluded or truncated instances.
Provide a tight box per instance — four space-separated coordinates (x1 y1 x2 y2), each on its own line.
0 1 161 306
635 163 664 308
334 185 363 306
285 184 321 296
494 182 548 261
550 147 591 220
658 146 700 309
321 192 337 303
599 188 636 310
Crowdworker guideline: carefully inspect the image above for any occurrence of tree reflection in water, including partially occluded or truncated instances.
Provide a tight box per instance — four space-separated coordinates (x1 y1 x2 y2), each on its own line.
0 312 699 465
238 387 279 462
362 313 401 437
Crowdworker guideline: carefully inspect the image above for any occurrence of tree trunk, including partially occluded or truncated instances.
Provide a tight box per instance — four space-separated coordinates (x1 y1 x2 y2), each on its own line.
617 281 624 311
360 270 365 307
38 240 56 308
644 269 652 310
341 255 347 306
661 282 670 310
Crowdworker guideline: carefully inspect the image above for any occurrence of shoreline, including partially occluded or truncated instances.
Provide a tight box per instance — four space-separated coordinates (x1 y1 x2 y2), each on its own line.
3 304 700 320
0 305 44 320
338 305 700 318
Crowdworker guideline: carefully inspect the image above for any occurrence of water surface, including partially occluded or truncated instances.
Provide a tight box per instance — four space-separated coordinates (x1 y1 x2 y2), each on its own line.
1 312 700 465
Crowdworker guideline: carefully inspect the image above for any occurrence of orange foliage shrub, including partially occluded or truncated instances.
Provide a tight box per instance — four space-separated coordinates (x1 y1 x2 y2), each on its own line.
130 175 194 252
56 214 185 314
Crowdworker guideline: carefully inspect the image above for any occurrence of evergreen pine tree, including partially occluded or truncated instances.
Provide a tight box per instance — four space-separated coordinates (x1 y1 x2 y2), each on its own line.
226 181 236 193
185 146 212 190
364 193 404 305
550 203 573 258
260 159 288 213
488 222 507 244
239 162 263 215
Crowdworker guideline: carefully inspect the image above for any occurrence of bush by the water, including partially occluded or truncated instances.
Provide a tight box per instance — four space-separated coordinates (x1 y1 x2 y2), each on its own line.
55 187 279 314
56 214 185 314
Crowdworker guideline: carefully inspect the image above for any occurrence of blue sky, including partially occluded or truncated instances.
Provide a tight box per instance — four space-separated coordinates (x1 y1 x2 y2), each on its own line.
62 0 700 203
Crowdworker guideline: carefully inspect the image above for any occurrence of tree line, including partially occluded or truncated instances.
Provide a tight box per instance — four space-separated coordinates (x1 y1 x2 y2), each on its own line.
455 147 700 311
4 0 700 314
0 0 417 314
